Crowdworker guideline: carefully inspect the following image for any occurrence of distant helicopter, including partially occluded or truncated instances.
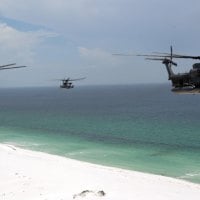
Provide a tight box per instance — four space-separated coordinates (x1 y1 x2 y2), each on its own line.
0 63 27 70
59 77 86 89
114 47 200 94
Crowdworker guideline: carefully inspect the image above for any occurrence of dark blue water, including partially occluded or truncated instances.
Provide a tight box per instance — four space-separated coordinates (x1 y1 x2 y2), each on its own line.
0 84 199 183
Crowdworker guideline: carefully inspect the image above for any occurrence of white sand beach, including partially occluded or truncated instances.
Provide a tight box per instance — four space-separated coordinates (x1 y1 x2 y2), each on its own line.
0 143 200 200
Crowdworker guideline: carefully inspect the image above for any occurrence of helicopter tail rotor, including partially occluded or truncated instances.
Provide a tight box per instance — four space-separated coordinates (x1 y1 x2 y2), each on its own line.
170 46 173 65
140 46 177 66
146 57 177 66
168 45 177 66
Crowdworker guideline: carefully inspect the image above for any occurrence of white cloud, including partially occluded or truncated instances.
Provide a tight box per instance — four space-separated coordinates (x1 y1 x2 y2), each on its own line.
78 47 120 67
0 23 56 64
0 1 137 38
1 1 200 48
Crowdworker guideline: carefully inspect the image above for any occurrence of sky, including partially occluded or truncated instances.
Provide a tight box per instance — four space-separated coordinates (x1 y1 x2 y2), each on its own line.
0 0 200 87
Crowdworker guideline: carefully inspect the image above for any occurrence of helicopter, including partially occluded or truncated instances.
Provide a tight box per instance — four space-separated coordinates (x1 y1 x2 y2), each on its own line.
114 47 200 94
59 77 86 89
0 63 27 70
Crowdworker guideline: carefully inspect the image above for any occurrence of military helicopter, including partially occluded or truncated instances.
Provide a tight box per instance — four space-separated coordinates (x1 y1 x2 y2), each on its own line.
0 63 27 70
114 47 200 94
59 77 86 89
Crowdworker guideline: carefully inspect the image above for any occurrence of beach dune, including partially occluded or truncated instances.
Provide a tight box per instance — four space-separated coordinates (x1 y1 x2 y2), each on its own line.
0 143 200 200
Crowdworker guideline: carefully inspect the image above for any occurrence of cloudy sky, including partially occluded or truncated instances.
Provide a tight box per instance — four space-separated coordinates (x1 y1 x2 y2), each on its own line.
0 0 199 87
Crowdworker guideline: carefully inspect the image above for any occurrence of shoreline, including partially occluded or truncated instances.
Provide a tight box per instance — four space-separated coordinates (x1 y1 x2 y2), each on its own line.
0 143 200 200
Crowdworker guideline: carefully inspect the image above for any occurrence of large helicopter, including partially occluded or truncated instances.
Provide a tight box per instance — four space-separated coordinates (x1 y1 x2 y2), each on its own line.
0 63 27 70
114 47 200 94
59 77 86 89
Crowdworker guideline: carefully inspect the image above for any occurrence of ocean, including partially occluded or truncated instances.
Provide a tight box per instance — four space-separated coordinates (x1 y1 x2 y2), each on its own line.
0 84 199 184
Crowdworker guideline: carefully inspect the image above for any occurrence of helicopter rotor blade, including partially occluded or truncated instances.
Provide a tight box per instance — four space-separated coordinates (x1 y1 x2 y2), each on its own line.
170 54 200 59
170 46 173 68
51 79 63 81
0 65 27 70
145 58 165 61
54 77 85 81
114 47 200 60
112 53 136 56
0 63 16 68
139 53 200 60
137 54 171 58
113 53 175 59
152 51 200 60
170 46 173 61
69 77 86 81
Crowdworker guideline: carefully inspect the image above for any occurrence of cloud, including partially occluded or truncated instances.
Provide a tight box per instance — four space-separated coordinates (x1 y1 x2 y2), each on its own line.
78 47 121 67
1 1 200 49
0 23 57 64
0 1 145 40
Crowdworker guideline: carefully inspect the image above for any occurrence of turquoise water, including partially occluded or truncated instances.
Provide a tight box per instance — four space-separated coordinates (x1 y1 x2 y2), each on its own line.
0 85 199 183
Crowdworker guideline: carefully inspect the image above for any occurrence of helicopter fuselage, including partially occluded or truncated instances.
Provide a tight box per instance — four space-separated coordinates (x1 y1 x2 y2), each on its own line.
166 62 200 93
60 80 74 89
60 85 74 89
171 86 200 94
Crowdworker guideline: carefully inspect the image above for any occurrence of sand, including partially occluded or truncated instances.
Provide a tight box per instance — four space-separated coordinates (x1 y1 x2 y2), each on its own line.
0 143 200 200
